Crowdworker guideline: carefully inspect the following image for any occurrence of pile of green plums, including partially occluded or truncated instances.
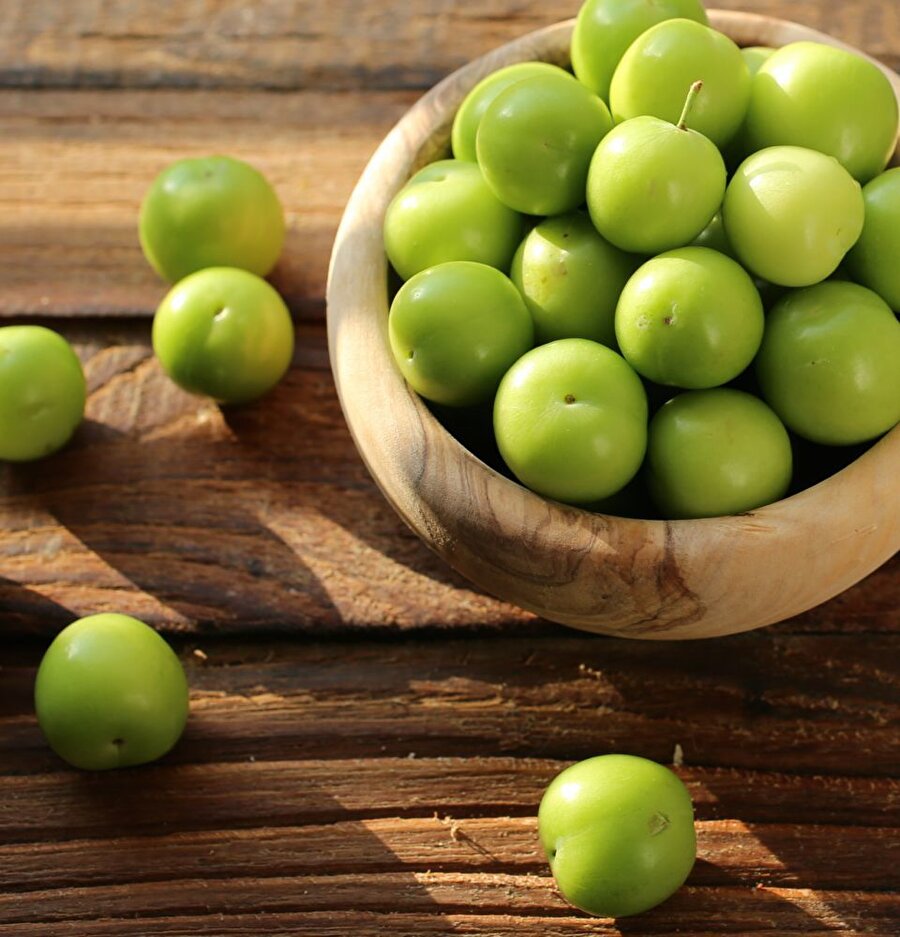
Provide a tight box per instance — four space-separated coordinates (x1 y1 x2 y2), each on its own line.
384 0 900 521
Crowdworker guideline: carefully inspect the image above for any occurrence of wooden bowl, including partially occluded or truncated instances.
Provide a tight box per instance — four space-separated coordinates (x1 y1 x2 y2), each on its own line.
327 10 900 640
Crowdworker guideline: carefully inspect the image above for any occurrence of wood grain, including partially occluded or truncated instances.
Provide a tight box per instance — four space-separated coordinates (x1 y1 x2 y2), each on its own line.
3 630 898 933
4 633 899 777
2 636 899 929
327 11 900 639
0 88 414 319
2 818 896 892
6 755 897 841
4 874 900 926
1 4 898 934
0 0 896 91
4 910 898 937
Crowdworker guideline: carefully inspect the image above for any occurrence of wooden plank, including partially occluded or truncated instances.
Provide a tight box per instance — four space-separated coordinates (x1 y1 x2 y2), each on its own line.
1 912 895 937
0 0 897 91
0 817 896 893
4 631 899 776
0 321 895 637
1 758 897 844
0 89 414 319
2 874 899 930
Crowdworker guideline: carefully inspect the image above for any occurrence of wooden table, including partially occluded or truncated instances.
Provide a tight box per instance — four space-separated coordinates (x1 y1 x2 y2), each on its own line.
1 1 898 933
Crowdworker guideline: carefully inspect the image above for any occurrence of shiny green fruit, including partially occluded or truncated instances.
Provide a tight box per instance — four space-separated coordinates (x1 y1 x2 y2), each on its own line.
539 754 696 918
610 18 751 148
493 338 647 504
34 614 189 771
389 261 533 407
846 168 900 310
383 159 523 281
723 146 864 287
587 95 726 255
646 389 793 518
451 62 570 162
153 267 295 404
571 0 708 101
756 281 900 445
744 42 899 183
615 247 764 389
476 73 612 215
0 326 86 462
139 155 285 283
510 212 638 346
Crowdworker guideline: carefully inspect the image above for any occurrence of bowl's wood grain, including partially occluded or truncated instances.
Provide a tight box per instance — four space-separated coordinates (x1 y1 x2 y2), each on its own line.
327 10 900 639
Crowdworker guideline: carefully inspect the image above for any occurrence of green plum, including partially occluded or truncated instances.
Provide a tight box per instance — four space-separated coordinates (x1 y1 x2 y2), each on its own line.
34 614 189 771
744 42 899 184
690 212 735 258
571 0 708 101
741 46 775 76
646 389 792 518
153 266 295 404
756 281 900 445
510 212 638 346
493 338 647 503
721 46 775 168
0 326 85 462
615 247 764 389
383 159 522 281
451 61 571 162
610 19 751 148
139 155 285 283
846 168 900 310
476 73 612 215
389 261 533 407
587 82 726 255
539 754 696 918
723 146 864 287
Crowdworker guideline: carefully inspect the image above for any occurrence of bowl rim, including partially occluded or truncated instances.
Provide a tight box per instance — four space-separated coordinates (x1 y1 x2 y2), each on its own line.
326 9 900 638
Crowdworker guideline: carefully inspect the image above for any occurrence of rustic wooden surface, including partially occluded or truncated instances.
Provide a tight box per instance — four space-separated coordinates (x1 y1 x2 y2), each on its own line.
1 0 898 933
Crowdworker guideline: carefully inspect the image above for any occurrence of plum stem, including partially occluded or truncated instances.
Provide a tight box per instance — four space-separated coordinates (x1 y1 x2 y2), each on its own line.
677 80 703 131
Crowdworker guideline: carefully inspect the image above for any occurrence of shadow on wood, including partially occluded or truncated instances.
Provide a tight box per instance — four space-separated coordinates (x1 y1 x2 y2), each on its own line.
0 322 527 635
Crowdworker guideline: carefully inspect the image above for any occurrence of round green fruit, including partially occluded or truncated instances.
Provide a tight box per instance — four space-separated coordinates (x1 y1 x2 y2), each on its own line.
384 159 523 281
723 146 864 287
610 18 751 148
451 61 571 162
34 614 189 771
139 155 285 283
756 281 900 445
389 261 533 407
690 212 735 259
587 86 727 255
744 42 899 184
539 754 696 918
152 266 295 404
646 389 793 518
493 338 647 504
510 212 637 347
846 168 900 310
0 326 86 462
615 247 764 389
476 73 612 215
741 46 775 76
571 0 708 101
